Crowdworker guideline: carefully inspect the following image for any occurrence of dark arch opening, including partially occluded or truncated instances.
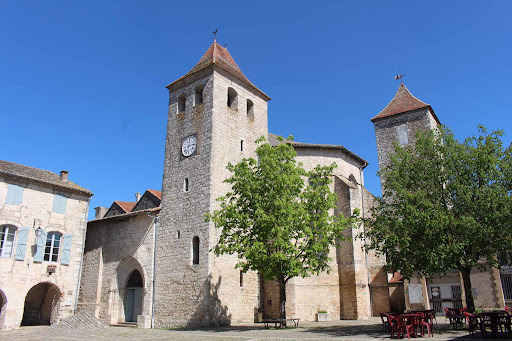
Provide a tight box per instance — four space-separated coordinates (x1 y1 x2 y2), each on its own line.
126 270 143 288
21 282 61 326
195 84 204 105
192 236 200 265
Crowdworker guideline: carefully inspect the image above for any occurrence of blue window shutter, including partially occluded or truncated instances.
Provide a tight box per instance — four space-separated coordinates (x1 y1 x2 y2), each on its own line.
5 184 23 205
60 233 73 265
53 194 67 214
14 227 30 261
33 230 47 263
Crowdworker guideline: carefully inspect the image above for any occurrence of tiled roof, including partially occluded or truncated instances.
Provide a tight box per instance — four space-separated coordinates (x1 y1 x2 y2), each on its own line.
371 83 439 123
389 272 404 284
268 133 368 168
168 41 270 101
147 189 162 200
90 207 160 223
0 159 92 196
114 201 136 213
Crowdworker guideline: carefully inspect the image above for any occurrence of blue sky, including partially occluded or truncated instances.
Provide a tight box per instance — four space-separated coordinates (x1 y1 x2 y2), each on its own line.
1 1 511 220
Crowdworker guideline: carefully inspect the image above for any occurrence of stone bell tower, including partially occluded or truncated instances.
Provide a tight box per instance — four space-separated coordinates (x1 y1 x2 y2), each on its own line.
154 40 271 327
371 83 440 192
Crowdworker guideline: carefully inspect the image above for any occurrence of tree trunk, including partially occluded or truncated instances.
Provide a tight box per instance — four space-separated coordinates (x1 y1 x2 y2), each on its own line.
460 266 475 313
279 280 286 319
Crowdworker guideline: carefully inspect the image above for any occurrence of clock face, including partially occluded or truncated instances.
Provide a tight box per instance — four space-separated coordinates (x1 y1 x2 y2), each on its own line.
182 135 197 157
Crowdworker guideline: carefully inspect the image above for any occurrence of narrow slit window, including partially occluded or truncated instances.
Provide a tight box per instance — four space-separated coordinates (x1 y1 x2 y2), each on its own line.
178 94 186 113
177 230 181 239
240 140 244 151
240 270 244 287
195 85 204 105
192 236 199 265
184 178 189 192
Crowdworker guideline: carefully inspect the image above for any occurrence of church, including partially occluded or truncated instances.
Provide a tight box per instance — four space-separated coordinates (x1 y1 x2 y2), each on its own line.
76 40 508 328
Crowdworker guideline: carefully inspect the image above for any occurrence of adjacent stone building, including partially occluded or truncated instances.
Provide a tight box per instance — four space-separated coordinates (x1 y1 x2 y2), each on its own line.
0 160 92 329
77 41 390 328
371 83 509 314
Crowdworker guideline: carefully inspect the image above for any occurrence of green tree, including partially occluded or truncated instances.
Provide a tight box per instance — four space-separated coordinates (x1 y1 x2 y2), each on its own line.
207 136 357 319
365 126 512 312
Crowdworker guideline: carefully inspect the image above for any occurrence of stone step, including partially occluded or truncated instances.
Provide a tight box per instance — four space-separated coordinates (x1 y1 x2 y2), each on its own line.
111 322 137 328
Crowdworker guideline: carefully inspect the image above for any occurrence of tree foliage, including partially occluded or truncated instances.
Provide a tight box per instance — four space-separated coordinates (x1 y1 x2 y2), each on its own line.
207 136 356 318
365 125 512 312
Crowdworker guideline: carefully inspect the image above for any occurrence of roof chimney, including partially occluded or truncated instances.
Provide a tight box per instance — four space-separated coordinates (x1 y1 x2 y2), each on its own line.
94 207 109 220
135 192 142 202
60 170 68 181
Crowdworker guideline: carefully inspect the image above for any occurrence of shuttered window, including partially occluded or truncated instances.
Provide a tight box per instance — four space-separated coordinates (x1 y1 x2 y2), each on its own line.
52 194 67 214
0 225 17 258
5 184 23 205
14 226 29 261
60 234 73 265
44 232 61 262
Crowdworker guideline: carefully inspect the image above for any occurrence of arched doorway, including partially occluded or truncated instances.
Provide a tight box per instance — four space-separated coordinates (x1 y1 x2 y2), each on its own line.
125 270 143 323
21 282 61 326
0 289 6 328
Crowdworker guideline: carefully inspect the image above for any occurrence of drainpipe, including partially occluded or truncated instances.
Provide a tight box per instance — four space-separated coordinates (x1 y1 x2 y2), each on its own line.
147 212 158 328
74 198 90 313
359 164 373 315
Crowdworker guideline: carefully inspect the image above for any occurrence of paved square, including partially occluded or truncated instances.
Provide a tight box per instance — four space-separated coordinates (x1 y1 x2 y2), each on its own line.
1 317 476 340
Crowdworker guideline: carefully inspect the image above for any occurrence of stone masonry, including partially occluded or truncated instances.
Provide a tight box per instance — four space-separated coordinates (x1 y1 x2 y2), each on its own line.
0 162 92 330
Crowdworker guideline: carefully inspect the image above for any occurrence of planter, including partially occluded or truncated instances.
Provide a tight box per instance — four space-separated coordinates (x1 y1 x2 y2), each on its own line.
315 312 331 322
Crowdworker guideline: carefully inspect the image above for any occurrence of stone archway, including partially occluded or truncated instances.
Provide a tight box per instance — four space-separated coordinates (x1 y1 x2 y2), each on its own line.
0 289 6 329
21 282 61 326
125 270 143 323
111 256 146 324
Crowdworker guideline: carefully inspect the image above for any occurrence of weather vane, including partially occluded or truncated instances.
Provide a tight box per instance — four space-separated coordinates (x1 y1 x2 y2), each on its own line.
213 29 218 41
395 74 407 83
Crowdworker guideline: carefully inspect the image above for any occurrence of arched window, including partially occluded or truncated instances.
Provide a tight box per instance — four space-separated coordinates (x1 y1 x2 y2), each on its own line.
195 84 204 105
44 232 61 262
227 87 238 110
178 94 186 113
0 225 17 258
192 236 199 265
247 99 254 119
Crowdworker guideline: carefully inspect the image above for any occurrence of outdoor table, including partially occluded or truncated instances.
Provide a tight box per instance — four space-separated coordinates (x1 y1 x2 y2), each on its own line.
477 311 507 338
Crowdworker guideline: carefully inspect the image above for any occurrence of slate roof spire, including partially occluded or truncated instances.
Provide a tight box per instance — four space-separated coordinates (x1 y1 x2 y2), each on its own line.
371 83 439 123
168 41 270 101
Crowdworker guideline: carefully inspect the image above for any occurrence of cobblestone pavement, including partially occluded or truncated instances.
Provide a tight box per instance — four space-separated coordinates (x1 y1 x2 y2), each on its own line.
1 318 478 340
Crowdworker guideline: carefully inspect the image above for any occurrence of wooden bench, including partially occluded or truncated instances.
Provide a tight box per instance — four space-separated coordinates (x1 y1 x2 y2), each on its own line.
262 318 300 328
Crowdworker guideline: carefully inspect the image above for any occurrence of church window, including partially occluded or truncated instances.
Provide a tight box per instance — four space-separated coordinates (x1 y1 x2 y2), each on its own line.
227 87 238 110
0 225 17 258
239 270 244 287
44 232 62 262
192 236 199 265
247 99 254 119
184 178 189 192
397 124 408 146
195 85 204 105
178 94 186 113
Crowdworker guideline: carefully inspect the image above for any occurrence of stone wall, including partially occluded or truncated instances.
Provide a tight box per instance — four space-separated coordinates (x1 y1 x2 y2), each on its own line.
77 213 155 325
0 176 90 329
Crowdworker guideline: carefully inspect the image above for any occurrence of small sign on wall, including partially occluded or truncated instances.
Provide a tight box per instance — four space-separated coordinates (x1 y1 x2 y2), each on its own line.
409 284 423 304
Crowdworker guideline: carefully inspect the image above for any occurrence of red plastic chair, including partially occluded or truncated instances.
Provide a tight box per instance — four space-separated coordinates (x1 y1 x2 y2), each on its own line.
386 314 403 339
463 311 478 337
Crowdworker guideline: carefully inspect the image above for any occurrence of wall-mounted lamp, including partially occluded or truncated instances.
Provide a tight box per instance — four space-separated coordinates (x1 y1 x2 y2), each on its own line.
33 219 43 237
